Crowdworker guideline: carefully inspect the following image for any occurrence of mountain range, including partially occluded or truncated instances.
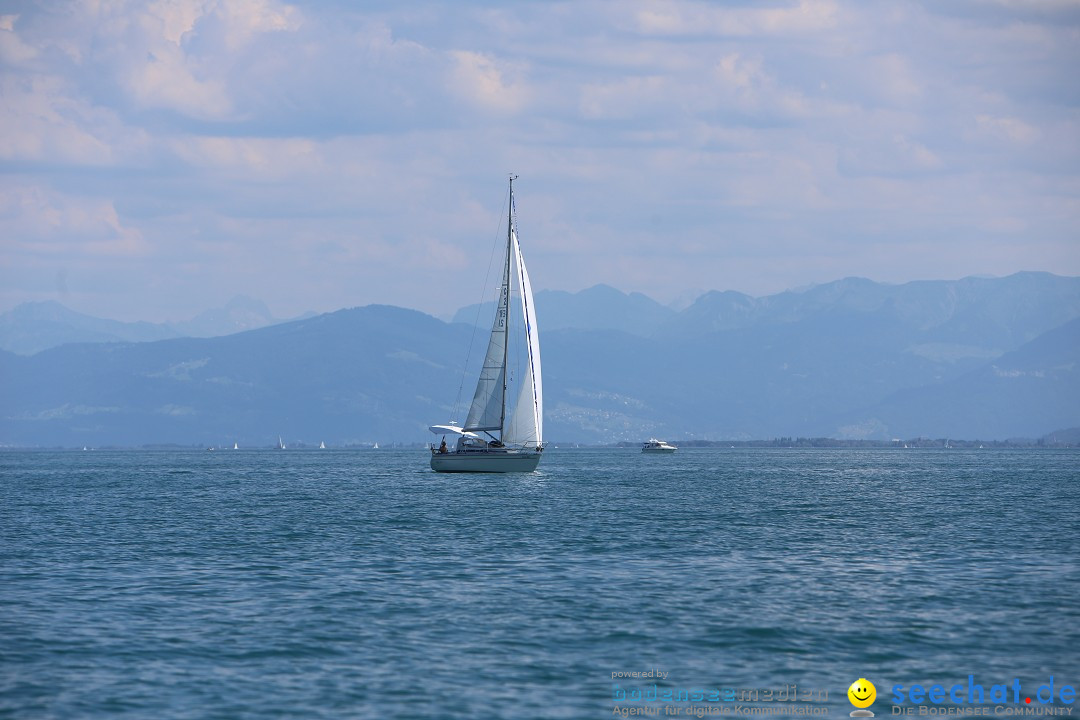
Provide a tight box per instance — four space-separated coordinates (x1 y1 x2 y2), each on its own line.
1 272 1078 446
0 296 304 355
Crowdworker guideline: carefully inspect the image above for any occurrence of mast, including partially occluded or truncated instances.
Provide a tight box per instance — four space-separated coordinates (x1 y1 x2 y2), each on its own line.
499 174 516 437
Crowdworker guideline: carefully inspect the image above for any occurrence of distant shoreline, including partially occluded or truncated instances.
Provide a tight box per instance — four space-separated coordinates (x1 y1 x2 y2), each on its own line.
3 437 1077 451
616 437 1079 449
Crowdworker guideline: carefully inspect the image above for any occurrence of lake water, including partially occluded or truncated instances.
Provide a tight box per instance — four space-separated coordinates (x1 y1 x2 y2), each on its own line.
1 448 1077 719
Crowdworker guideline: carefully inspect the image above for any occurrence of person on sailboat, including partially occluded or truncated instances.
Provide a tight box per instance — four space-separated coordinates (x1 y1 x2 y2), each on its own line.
439 439 448 454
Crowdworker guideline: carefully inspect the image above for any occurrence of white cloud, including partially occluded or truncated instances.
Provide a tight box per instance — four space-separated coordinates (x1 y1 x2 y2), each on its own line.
169 136 322 179
0 14 38 64
0 75 119 165
143 0 202 45
868 53 923 105
838 133 943 177
19 0 305 122
1 182 147 257
973 114 1039 143
208 0 300 50
634 0 840 36
125 50 234 120
710 53 813 118
579 74 667 121
448 50 530 114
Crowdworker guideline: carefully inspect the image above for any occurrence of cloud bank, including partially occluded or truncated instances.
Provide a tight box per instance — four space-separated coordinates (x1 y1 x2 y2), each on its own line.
1 0 1077 320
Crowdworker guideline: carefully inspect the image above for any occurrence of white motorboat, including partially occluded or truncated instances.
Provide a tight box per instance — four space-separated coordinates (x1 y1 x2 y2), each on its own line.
641 438 677 453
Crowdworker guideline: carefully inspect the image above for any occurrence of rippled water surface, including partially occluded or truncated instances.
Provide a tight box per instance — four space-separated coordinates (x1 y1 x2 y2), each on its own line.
2 448 1078 718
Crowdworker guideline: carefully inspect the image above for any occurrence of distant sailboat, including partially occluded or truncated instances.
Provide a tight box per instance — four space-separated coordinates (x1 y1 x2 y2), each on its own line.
277 436 285 450
233 442 239 450
319 441 326 449
373 442 379 450
429 176 543 473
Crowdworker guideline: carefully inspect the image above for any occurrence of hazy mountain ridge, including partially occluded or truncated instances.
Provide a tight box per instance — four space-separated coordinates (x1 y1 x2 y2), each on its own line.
0 296 301 355
1 306 468 447
453 284 675 337
1 273 1078 445
0 301 183 355
537 273 1080 441
840 316 1080 440
666 272 1080 344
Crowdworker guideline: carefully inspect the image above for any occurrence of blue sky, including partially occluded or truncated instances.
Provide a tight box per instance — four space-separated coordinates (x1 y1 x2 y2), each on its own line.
2 0 1078 322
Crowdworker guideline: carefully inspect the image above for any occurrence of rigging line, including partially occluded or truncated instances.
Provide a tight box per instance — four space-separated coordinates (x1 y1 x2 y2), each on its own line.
449 182 513 423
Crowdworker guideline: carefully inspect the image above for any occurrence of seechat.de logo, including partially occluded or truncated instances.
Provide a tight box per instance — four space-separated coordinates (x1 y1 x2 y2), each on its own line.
891 676 1076 706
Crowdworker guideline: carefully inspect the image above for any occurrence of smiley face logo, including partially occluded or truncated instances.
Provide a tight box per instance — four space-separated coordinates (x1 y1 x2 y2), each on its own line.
848 678 876 709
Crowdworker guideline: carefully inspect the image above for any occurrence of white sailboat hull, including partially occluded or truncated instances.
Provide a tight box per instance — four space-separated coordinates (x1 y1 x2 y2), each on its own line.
430 448 542 473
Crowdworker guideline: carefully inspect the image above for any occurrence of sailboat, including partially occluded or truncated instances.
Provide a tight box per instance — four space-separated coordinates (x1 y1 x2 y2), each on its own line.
429 176 543 473
277 436 285 450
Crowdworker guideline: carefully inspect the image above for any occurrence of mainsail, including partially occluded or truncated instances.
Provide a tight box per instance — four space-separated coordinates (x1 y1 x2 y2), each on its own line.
504 224 542 446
